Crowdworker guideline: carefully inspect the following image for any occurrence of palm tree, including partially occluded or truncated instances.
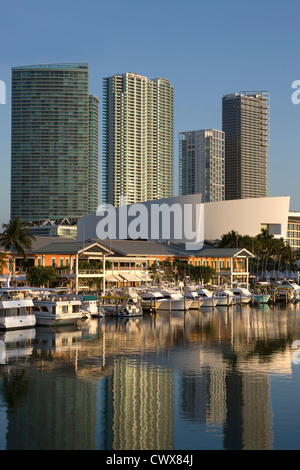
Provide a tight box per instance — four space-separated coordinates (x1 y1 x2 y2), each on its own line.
252 237 263 282
270 237 285 280
0 218 35 285
218 230 240 248
256 228 274 280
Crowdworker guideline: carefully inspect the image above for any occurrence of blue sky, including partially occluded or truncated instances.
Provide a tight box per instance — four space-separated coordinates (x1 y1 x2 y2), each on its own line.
0 0 299 226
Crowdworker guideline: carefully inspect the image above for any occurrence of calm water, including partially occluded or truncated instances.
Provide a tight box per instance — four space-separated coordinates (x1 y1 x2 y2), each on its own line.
0 302 300 450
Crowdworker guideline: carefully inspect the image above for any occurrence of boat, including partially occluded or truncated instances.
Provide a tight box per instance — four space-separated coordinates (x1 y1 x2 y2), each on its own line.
252 294 271 304
276 281 300 302
215 289 236 306
194 288 217 307
230 287 252 304
0 288 36 330
100 297 143 317
32 293 83 326
77 294 100 317
155 289 193 311
183 289 206 309
137 289 168 310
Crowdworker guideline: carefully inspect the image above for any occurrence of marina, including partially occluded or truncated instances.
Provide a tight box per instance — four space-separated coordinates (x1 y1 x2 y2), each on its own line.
0 280 300 331
0 299 299 450
0 277 299 451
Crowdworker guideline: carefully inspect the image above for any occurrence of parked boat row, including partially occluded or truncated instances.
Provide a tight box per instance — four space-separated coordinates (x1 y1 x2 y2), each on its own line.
2 278 296 331
137 285 255 310
0 287 145 330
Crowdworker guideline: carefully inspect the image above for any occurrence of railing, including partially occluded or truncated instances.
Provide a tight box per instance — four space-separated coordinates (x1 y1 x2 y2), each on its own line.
217 267 247 273
56 268 144 276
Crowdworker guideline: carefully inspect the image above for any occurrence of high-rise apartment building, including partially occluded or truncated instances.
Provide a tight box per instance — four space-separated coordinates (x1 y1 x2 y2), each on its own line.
179 129 225 202
11 63 99 222
103 73 174 206
222 91 270 200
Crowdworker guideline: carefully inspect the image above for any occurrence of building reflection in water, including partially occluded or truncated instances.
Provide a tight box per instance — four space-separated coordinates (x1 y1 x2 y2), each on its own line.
0 303 299 450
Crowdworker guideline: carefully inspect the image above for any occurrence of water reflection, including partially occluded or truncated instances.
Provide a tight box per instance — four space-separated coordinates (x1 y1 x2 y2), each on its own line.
0 303 300 450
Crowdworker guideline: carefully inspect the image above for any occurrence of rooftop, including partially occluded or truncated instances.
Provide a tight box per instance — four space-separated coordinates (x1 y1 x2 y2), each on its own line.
26 237 254 258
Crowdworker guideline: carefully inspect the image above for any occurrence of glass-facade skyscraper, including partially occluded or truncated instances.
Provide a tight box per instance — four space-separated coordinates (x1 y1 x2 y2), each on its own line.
179 129 225 202
11 63 99 222
222 91 270 200
103 73 174 206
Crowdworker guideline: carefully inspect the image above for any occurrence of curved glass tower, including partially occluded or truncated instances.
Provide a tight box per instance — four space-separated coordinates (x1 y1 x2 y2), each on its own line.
11 63 99 222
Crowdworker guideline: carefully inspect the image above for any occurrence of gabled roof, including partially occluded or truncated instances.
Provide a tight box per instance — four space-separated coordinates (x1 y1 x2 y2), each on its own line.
191 247 255 258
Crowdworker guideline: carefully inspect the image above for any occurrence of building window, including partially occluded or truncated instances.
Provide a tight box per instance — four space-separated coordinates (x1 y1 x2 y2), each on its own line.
37 257 42 266
60 258 64 267
52 258 56 268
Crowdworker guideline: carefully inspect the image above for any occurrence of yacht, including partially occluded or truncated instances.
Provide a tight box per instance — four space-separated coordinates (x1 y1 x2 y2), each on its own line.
183 290 206 309
137 289 167 310
195 288 217 307
215 289 236 306
100 297 143 317
230 287 252 304
0 288 36 330
155 289 193 311
32 293 83 326
276 280 300 302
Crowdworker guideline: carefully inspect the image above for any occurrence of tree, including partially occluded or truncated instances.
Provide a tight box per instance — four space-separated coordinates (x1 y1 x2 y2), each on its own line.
218 230 240 248
190 265 216 284
26 266 57 287
270 237 285 280
149 261 160 283
256 228 274 280
0 218 35 285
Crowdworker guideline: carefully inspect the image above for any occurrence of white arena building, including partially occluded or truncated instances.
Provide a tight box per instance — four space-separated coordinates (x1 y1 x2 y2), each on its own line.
77 195 298 248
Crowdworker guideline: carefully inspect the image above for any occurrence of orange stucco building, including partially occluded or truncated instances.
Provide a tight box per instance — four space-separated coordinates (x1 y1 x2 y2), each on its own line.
0 237 254 290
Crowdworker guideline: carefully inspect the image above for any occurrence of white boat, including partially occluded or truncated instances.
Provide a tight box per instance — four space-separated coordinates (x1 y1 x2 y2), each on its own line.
215 289 236 306
155 289 193 311
183 290 206 309
276 281 300 301
32 294 83 326
77 294 100 317
138 289 167 310
230 287 252 304
195 288 217 307
100 297 143 317
0 288 36 330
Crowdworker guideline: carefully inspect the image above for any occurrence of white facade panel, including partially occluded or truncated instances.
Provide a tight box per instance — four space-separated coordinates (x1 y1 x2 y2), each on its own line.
78 196 290 245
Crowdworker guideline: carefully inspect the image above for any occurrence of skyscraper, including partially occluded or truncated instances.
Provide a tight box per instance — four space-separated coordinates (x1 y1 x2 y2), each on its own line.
179 129 225 202
11 63 99 222
222 91 270 200
103 73 174 206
